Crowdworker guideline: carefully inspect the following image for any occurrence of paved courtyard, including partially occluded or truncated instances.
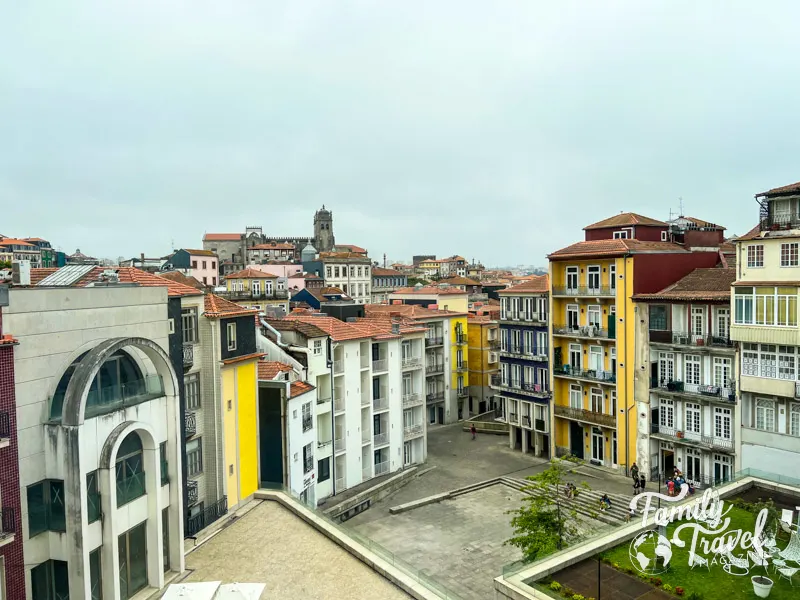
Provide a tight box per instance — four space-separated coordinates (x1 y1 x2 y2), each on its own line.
344 424 637 599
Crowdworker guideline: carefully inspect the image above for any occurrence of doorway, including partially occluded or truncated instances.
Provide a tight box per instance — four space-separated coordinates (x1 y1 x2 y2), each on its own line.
591 428 604 463
437 406 444 424
661 447 675 475
569 422 584 458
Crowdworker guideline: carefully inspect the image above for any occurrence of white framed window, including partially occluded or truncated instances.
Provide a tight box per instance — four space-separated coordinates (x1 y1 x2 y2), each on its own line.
182 308 198 344
660 399 674 428
755 398 776 431
779 345 796 380
569 343 582 369
747 244 764 268
186 438 203 476
185 372 201 409
691 306 705 338
658 352 674 384
685 403 701 434
227 322 237 351
713 357 731 388
760 344 777 378
566 266 579 291
613 229 630 239
609 264 616 290
587 265 601 291
715 307 730 338
536 331 547 355
714 407 732 440
781 243 799 267
524 330 534 355
790 403 800 437
569 384 582 409
587 305 601 328
313 339 322 355
661 231 668 241
590 388 604 413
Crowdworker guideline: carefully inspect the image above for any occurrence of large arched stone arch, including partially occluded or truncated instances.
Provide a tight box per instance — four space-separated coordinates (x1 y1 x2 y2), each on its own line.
61 337 179 426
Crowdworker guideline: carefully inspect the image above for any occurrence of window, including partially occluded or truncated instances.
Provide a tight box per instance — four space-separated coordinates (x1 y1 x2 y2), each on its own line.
587 266 601 291
185 372 201 409
569 384 582 409
613 230 629 239
536 331 547 355
302 443 314 474
590 388 604 413
569 343 582 369
779 346 797 380
714 407 732 440
326 266 332 278
182 308 198 344
212 261 216 269
192 260 198 268
202 260 207 269
118 522 148 599
227 322 237 351
87 471 101 523
658 352 675 384
684 355 701 385
747 244 764 268
713 357 732 388
734 286 797 326
685 403 701 434
610 264 616 290
31 560 69 600
162 508 170 573
715 307 730 339
755 399 776 431
691 306 705 337
317 456 330 482
760 344 777 378
782 243 799 267
649 305 668 330
334 267 340 278
587 305 601 328
27 480 66 536
160 442 169 486
90 547 103 599
566 266 579 291
661 231 668 241
660 399 674 428
523 330 534 355
186 438 203 476
313 339 322 355
790 403 800 437
116 432 145 507
302 402 312 432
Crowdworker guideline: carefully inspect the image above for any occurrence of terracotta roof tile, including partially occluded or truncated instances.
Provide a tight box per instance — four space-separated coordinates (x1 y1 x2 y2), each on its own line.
23 237 48 242
335 244 367 253
372 267 405 277
758 181 800 197
0 238 36 247
183 248 217 257
391 285 468 295
204 294 259 318
736 224 762 241
226 268 279 279
290 381 315 398
263 318 328 339
548 239 688 260
583 212 667 230
222 351 266 365
364 304 466 319
119 269 202 297
30 268 58 284
257 361 294 380
250 242 296 250
438 276 481 286
283 314 371 341
633 268 735 302
158 270 206 290
203 233 242 241
499 274 549 294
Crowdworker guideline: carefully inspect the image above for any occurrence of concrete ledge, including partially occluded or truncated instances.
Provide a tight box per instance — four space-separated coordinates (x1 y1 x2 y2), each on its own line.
324 466 421 520
463 422 509 435
255 489 446 600
390 477 514 514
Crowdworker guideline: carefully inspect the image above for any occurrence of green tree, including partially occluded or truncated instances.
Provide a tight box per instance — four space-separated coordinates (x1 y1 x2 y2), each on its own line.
0 260 11 269
506 457 590 562
407 276 429 286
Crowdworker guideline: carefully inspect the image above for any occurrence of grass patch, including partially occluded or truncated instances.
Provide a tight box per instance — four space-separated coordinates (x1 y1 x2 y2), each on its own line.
601 506 797 599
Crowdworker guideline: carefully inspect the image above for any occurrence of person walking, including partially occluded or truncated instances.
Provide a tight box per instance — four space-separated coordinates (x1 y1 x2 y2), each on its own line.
639 474 646 492
633 475 641 496
470 424 477 440
630 461 639 482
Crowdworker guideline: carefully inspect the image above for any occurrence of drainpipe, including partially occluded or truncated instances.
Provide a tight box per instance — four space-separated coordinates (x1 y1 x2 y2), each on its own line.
623 253 634 478
330 340 337 495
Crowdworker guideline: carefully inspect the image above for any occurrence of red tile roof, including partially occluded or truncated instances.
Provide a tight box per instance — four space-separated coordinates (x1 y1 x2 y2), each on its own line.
681 216 726 231
335 244 367 253
372 267 405 277
203 233 242 241
222 351 266 365
499 275 549 294
283 314 372 341
736 224 763 241
290 381 315 398
264 318 328 338
548 239 688 260
583 212 667 230
0 238 36 247
757 181 800 197
391 285 468 295
226 268 279 279
183 248 217 257
158 270 206 290
257 361 294 380
29 266 202 297
204 294 259 318
23 237 48 242
633 268 735 302
30 268 58 285
438 276 480 286
365 304 466 319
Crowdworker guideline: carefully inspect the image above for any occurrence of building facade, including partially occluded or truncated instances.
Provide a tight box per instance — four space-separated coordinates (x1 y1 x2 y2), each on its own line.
467 314 500 416
633 268 736 485
165 249 219 287
0 239 41 267
222 267 289 314
371 267 408 304
731 181 800 479
315 253 372 304
492 277 551 457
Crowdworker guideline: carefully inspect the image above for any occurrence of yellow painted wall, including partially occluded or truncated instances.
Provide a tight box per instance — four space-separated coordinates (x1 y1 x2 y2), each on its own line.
221 366 239 507
467 321 498 387
451 316 469 389
617 256 638 473
236 360 259 500
437 295 469 313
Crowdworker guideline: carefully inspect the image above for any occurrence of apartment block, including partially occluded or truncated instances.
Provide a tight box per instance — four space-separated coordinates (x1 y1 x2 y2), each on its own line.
466 308 500 416
731 181 800 479
548 213 723 474
492 276 551 457
633 267 737 485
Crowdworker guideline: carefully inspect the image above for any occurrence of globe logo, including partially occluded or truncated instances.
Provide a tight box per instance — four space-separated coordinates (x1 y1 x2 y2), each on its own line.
629 530 673 575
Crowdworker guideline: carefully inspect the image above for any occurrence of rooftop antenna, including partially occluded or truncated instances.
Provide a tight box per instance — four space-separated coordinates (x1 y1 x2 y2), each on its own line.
678 197 684 218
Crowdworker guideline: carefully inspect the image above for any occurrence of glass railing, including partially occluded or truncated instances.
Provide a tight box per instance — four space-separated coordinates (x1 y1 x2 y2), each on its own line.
117 471 146 507
50 374 165 421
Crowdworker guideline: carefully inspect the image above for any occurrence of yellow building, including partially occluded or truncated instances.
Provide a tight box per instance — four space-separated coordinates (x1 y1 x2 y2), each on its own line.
388 284 469 313
548 213 722 475
467 313 500 416
204 294 264 509
223 267 289 314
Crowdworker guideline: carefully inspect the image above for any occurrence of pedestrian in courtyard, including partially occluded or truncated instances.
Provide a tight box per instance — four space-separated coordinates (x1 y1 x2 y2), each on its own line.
633 475 641 496
470 424 476 440
639 475 646 492
667 478 675 497
631 461 639 482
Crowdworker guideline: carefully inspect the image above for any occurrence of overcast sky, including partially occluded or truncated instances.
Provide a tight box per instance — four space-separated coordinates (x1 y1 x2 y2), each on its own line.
3 2 800 267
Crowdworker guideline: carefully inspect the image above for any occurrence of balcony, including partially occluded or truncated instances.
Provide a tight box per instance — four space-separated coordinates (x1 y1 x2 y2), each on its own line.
375 461 390 476
488 338 500 349
402 356 422 370
426 391 445 404
182 344 194 369
333 360 344 374
552 286 614 298
491 376 551 398
500 312 549 325
499 346 548 361
402 393 423 408
425 336 444 347
317 438 332 450
373 432 389 446
456 362 468 372
334 395 345 414
0 508 15 546
650 378 735 403
760 212 800 232
361 389 370 407
0 411 9 447
425 363 445 376
456 333 468 346
185 496 227 538
521 415 531 428
649 424 734 452
457 388 469 398
362 466 372 479
222 290 289 301
187 480 199 505
649 330 734 350
372 359 388 373
555 404 616 428
404 424 424 439
552 324 613 340
334 436 346 453
184 412 197 438
373 393 389 412
554 366 616 385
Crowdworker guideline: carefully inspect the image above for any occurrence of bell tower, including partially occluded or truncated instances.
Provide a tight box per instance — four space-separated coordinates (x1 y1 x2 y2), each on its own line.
313 205 335 252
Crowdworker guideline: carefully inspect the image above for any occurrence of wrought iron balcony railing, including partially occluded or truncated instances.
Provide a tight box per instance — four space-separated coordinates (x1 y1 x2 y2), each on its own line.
182 344 194 368
184 412 197 437
555 404 615 428
649 330 733 349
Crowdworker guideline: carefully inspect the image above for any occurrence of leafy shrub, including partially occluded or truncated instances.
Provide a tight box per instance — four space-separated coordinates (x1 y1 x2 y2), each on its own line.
549 581 562 592
686 592 703 600
675 587 684 596
563 586 575 597
650 577 663 586
571 595 584 600
612 562 620 570
662 584 673 593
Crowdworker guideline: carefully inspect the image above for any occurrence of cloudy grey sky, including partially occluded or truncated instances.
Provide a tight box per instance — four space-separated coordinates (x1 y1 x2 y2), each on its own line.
3 1 800 266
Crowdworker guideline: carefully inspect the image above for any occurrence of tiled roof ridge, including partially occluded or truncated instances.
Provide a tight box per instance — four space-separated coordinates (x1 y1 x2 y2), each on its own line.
583 212 667 230
204 293 259 318
226 267 279 279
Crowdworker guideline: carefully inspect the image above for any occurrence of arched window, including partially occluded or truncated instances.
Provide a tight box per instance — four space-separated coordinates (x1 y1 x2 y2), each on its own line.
116 431 145 506
50 350 163 420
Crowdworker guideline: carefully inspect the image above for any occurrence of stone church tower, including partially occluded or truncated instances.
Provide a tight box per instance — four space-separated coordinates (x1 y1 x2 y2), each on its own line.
313 205 335 252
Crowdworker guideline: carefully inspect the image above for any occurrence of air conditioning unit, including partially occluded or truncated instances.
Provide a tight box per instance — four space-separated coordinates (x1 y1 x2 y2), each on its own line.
12 260 31 285
488 352 498 363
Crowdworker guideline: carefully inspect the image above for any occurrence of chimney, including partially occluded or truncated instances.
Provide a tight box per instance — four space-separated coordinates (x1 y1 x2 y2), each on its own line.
140 252 145 267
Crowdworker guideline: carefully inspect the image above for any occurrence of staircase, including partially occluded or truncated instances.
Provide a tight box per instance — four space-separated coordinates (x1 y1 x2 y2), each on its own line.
500 476 631 526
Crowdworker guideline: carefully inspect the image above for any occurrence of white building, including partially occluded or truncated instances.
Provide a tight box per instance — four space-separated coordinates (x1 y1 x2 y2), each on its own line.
262 313 427 504
320 253 372 304
6 285 184 600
